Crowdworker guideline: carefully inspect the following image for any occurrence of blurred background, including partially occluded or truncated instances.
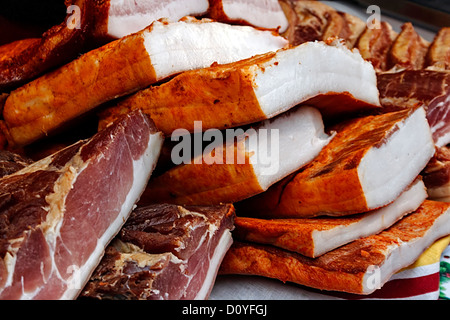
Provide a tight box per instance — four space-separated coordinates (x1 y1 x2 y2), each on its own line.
0 0 449 45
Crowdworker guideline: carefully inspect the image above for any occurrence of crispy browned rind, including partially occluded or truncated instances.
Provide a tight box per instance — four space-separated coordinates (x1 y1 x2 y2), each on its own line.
426 27 450 70
356 21 398 72
0 0 93 92
139 141 262 206
2 31 156 147
98 53 273 134
220 201 450 295
238 108 419 218
233 216 358 258
387 22 430 70
321 11 365 48
90 0 113 44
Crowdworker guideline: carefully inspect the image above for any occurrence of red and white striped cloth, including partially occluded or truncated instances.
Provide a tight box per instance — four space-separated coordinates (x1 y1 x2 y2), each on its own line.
210 236 450 300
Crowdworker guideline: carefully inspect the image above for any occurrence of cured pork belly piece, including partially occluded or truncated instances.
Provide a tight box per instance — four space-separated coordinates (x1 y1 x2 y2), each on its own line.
208 0 289 33
0 110 164 300
140 106 333 206
99 40 380 134
82 204 235 300
387 22 430 71
234 179 426 258
0 150 33 178
279 0 333 45
321 11 366 48
423 146 450 202
426 27 450 70
377 70 450 147
239 106 434 218
280 0 364 48
2 18 287 148
220 201 450 295
93 0 209 40
0 0 92 92
356 21 398 72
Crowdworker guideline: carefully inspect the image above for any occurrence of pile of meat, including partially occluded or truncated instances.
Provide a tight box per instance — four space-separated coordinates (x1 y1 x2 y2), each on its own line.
0 0 449 300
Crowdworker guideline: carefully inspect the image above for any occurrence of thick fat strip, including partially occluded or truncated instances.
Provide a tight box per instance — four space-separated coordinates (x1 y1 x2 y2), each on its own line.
139 106 332 206
98 40 380 134
0 110 164 300
356 21 398 72
220 200 450 295
423 146 450 202
234 178 427 258
2 18 287 147
81 204 235 300
238 106 435 218
93 0 210 40
387 22 430 71
426 27 450 70
208 0 289 33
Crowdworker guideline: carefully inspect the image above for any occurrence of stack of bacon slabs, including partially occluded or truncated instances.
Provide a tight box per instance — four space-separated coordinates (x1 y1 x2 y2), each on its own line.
280 0 450 148
219 105 448 295
1 0 449 300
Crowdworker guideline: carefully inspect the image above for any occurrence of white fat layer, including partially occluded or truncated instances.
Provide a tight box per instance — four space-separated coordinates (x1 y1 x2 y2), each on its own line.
194 230 233 300
247 106 333 191
361 205 450 294
107 0 209 38
221 0 289 33
143 20 288 80
358 107 435 209
252 41 380 118
312 179 427 257
59 132 164 300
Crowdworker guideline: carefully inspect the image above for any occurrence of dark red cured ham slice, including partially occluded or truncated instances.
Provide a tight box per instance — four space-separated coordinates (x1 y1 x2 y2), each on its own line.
81 204 235 300
427 91 450 148
0 110 164 300
377 69 450 147
0 150 32 178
